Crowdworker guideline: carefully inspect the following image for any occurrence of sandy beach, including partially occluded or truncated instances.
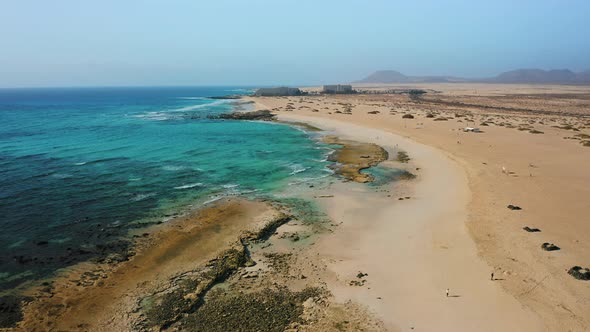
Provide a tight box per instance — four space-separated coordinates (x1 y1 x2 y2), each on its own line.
248 83 590 331
8 84 589 331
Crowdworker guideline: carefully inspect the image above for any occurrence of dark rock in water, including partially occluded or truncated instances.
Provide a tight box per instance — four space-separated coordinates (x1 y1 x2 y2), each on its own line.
402 114 415 119
523 226 541 232
35 240 49 246
568 266 590 280
507 204 522 210
541 243 560 251
214 110 275 121
0 295 28 328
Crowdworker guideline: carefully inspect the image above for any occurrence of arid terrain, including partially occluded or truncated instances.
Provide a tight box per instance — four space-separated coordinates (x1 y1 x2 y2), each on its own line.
248 83 590 331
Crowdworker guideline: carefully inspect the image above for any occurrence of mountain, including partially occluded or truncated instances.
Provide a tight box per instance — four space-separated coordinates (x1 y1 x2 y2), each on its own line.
488 69 578 83
356 69 590 84
355 70 468 84
355 70 410 83
573 70 590 83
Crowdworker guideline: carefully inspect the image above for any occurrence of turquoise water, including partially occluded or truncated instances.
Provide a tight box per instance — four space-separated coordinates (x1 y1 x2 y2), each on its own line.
362 165 411 187
0 87 332 290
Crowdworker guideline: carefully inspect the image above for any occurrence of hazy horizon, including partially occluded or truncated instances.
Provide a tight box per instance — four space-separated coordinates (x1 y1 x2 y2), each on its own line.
1 0 589 88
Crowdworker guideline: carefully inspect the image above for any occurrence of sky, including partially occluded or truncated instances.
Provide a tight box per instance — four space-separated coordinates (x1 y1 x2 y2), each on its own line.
0 0 589 87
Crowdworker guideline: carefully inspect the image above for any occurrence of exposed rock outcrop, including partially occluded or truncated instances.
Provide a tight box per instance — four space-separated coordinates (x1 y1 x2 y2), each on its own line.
324 136 389 183
568 266 590 280
541 243 560 251
215 110 276 121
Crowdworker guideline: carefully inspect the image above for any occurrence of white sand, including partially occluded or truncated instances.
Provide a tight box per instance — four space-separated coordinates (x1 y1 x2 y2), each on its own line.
277 113 544 331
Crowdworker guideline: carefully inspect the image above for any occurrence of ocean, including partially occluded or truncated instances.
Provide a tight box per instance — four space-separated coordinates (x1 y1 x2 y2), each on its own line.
0 87 332 290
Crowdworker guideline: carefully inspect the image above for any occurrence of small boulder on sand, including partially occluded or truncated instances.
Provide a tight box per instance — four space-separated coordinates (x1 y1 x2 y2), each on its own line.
568 266 590 280
523 226 541 232
541 243 560 251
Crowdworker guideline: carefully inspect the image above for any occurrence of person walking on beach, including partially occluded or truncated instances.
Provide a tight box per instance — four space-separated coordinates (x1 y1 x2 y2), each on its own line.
446 288 449 297
491 272 494 281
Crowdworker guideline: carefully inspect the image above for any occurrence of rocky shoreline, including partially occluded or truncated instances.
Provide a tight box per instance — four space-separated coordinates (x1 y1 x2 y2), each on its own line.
14 196 384 331
4 111 400 331
213 109 276 121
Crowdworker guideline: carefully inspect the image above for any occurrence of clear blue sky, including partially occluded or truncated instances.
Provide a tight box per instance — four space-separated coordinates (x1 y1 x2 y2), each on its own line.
1 0 589 87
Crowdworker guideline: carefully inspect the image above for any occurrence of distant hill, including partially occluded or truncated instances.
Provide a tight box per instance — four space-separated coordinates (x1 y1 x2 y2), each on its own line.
575 70 590 83
487 69 578 83
355 70 410 83
356 69 590 84
355 70 466 84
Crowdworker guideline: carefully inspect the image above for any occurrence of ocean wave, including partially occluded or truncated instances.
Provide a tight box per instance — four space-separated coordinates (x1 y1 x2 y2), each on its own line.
51 173 73 179
130 193 156 202
288 173 332 186
203 188 259 205
289 164 310 175
323 167 336 174
174 182 203 190
203 196 223 205
177 97 207 100
132 112 173 121
239 189 259 194
131 99 233 121
222 183 239 189
76 157 129 166
169 100 232 112
162 165 189 172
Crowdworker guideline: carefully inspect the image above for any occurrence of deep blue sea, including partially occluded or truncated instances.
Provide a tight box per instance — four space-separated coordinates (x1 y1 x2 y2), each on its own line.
0 87 332 290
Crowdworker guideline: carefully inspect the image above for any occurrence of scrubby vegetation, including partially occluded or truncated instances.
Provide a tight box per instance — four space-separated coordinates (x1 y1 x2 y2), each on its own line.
396 151 410 163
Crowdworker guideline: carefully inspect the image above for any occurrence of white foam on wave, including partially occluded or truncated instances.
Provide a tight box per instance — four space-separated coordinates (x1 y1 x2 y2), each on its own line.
170 99 232 112
203 196 223 205
131 99 234 121
174 183 203 190
202 187 259 205
289 164 310 175
132 112 172 121
222 184 239 189
130 193 156 202
177 97 207 100
323 167 336 174
162 165 188 172
288 173 332 186
51 173 73 179
73 162 87 166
